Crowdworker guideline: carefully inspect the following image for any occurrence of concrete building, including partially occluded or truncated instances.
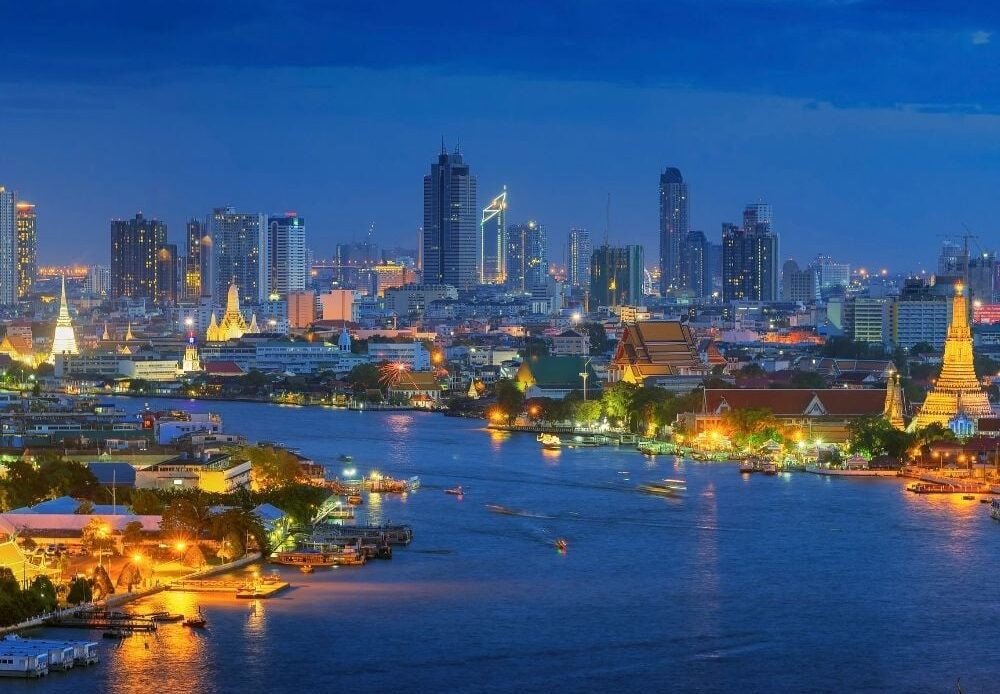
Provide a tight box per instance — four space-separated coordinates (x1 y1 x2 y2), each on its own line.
722 205 779 303
590 245 644 308
567 227 591 289
110 212 168 302
846 297 891 345
383 285 458 318
319 289 355 322
15 201 36 298
781 259 820 302
422 148 478 290
658 167 689 294
0 187 13 305
550 329 589 356
267 213 307 298
367 341 431 370
207 207 268 304
892 298 949 349
288 290 317 329
506 220 547 293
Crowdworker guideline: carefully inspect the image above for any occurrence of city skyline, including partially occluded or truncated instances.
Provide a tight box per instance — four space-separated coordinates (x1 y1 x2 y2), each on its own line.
3 3 1000 269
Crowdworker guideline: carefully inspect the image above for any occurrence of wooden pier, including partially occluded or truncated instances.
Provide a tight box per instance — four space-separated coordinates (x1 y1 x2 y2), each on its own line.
167 578 290 598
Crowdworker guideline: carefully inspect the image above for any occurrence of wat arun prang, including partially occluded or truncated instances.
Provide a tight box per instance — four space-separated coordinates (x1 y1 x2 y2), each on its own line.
914 283 993 429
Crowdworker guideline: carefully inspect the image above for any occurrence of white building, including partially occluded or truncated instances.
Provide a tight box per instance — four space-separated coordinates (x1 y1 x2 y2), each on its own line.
368 341 431 369
267 214 306 297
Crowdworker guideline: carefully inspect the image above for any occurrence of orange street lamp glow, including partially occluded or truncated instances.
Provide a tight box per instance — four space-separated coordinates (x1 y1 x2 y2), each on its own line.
176 541 187 552
132 553 142 563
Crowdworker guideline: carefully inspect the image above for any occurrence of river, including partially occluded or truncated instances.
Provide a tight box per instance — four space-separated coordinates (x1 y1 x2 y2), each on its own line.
10 398 1000 692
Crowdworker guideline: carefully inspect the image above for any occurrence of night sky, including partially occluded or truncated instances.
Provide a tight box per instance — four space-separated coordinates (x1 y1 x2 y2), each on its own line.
2 1 999 269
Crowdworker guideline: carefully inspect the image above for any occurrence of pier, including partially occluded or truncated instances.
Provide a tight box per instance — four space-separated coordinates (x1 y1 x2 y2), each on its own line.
167 578 290 598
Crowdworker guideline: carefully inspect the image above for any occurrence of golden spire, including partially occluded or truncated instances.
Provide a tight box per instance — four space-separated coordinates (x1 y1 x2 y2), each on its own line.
102 322 110 341
125 322 134 341
47 274 79 364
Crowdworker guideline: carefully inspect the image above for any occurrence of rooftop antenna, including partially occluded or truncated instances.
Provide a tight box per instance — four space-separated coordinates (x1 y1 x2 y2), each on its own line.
441 135 446 154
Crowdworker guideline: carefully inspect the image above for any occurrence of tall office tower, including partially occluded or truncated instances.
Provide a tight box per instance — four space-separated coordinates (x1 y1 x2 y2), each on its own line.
780 259 820 302
705 241 723 295
86 265 111 297
658 167 689 294
156 243 179 306
679 230 708 296
590 244 644 307
110 212 168 302
480 187 507 284
937 240 964 277
810 254 851 291
267 213 307 297
567 228 592 289
422 147 478 290
967 252 996 304
0 187 14 305
15 201 36 298
208 207 268 304
506 221 547 292
722 205 779 303
185 218 204 299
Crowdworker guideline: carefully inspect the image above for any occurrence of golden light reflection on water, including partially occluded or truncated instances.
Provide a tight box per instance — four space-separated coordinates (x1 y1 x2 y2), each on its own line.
541 448 560 465
696 482 721 632
899 486 985 552
367 491 384 525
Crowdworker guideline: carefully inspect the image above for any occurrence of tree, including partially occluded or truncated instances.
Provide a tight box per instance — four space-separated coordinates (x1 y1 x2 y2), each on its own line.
789 370 827 389
602 382 637 424
66 578 93 605
910 341 935 356
161 497 212 538
346 364 381 394
28 576 57 613
210 507 267 555
129 488 164 515
848 416 912 459
723 407 782 447
81 518 114 556
74 499 95 514
237 445 303 491
122 520 144 549
574 400 603 423
494 379 525 423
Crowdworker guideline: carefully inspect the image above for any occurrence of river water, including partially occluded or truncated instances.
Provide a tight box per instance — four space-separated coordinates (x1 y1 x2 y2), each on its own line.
10 399 1000 692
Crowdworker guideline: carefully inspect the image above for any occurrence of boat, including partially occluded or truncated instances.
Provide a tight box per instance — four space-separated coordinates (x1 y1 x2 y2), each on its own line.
554 538 568 552
638 479 686 497
271 550 337 567
761 462 778 476
102 629 130 639
991 499 1000 521
149 613 183 623
445 486 464 496
406 476 421 491
739 460 755 474
347 494 363 505
338 454 353 462
182 609 207 629
537 433 562 450
299 564 315 574
484 504 552 518
963 495 976 501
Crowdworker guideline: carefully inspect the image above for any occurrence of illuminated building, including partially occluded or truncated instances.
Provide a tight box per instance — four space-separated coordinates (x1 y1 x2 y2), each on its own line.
206 283 252 342
0 186 14 305
182 336 201 373
422 147 478 290
721 204 779 302
567 228 591 289
110 212 167 302
884 368 905 430
810 255 851 291
590 244 643 308
47 276 79 363
679 230 708 297
267 213 307 297
915 284 992 429
608 320 703 385
658 167 689 294
781 259 819 302
288 290 317 329
185 218 204 299
480 188 507 284
156 244 179 306
207 207 268 304
373 262 414 297
86 265 110 297
15 201 36 298
506 221 547 292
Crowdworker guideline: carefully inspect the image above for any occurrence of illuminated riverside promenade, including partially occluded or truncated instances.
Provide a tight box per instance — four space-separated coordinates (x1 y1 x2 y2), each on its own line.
17 398 1000 692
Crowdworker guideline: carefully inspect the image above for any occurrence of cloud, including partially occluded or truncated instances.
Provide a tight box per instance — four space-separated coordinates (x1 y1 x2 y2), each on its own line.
972 30 992 45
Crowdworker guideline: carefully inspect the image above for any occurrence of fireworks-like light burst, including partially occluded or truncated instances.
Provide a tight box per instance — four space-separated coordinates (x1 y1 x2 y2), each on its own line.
379 361 410 386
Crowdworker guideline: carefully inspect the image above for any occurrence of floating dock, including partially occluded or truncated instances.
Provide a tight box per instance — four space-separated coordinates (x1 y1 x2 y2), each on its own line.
167 578 290 598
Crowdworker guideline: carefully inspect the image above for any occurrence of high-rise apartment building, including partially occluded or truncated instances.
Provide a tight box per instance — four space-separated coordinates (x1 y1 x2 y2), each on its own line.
208 207 268 304
267 213 307 298
480 188 507 284
185 218 205 299
110 212 168 302
422 148 478 290
0 187 15 305
506 221 547 292
156 243 179 306
780 259 819 302
658 167 689 294
86 265 111 297
15 201 36 298
590 244 644 307
567 228 591 289
679 230 708 297
811 255 851 291
721 204 779 303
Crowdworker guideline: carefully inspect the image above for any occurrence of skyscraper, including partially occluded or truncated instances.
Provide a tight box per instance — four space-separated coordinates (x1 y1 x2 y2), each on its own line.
678 230 708 297
590 244 644 307
567 228 591 289
658 167 689 294
722 203 779 302
0 187 14 305
110 212 168 302
267 213 307 297
208 207 268 304
422 148 478 290
480 187 507 284
156 244 179 306
506 221 547 292
15 201 36 299
185 218 204 299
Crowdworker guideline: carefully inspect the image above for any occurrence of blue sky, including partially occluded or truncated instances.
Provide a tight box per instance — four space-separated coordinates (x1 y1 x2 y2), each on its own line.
2 0 999 269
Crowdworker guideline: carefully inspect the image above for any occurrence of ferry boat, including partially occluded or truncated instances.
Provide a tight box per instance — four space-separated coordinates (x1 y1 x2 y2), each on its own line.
363 472 410 494
761 462 778 476
990 499 1000 521
271 550 338 567
148 612 184 623
908 481 990 494
347 494 363 505
537 433 562 450
739 460 755 474
638 479 687 496
0 650 48 678
554 538 568 552
4 637 99 667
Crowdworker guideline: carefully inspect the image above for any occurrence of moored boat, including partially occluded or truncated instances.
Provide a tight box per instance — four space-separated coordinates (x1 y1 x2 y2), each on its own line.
299 564 315 574
739 460 755 474
182 609 207 628
761 462 778 476
537 433 562 450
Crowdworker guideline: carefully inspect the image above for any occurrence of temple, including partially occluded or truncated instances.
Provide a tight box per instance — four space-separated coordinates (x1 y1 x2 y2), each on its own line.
883 367 905 430
47 275 79 364
914 283 992 430
206 282 255 342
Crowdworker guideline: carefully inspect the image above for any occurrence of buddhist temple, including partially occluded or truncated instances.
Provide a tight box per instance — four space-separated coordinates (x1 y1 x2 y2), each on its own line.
883 367 905 430
914 283 992 429
47 276 79 364
206 282 252 342
607 320 706 386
